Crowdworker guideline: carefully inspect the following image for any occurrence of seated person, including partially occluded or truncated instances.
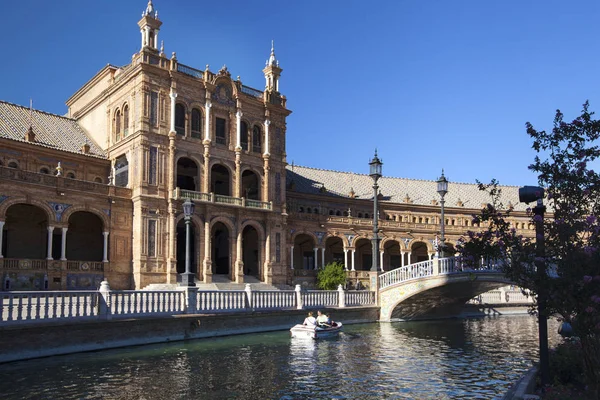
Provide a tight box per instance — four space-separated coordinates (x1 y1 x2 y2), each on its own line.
303 312 316 326
316 310 331 328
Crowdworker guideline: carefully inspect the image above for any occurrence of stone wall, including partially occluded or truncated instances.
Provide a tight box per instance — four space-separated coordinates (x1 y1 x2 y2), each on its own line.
0 307 379 363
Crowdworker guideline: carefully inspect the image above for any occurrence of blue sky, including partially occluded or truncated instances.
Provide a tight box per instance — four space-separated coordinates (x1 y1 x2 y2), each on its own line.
1 0 599 186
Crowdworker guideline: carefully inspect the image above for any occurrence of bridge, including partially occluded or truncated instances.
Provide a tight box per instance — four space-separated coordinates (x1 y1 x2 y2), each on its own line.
377 257 515 321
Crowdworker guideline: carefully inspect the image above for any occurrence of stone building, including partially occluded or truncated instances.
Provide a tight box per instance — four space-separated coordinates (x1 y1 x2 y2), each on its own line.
0 1 533 291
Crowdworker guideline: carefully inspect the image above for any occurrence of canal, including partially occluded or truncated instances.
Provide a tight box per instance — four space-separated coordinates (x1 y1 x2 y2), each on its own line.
0 315 560 399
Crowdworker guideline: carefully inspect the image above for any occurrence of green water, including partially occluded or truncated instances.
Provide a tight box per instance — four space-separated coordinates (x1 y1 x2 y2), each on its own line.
0 315 560 399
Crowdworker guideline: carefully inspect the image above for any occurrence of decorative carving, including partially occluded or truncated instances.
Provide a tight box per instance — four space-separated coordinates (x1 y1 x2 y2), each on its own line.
47 202 71 222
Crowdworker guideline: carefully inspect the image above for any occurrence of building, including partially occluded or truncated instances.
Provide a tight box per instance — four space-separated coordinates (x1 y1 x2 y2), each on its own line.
0 1 533 291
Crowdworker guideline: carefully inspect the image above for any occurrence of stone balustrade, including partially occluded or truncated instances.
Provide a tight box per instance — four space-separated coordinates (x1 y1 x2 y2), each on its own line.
0 281 376 326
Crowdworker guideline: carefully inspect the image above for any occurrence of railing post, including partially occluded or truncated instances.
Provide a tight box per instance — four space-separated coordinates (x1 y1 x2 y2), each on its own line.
499 286 507 303
184 287 198 313
295 284 303 310
338 284 346 308
245 283 253 310
432 257 440 275
210 192 215 203
241 197 246 207
98 280 112 320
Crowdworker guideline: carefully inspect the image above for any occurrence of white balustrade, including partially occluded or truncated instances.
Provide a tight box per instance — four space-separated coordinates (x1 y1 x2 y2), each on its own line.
345 291 376 306
0 291 98 323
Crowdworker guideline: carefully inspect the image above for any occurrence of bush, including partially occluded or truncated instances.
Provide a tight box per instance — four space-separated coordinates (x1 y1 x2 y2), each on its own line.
316 262 346 290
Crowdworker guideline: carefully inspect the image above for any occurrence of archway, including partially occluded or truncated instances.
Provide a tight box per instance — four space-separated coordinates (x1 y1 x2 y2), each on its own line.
242 225 260 277
177 157 199 191
293 233 315 270
66 212 103 261
211 164 230 196
324 236 344 267
355 238 372 270
176 219 198 275
411 241 429 263
241 170 260 200
4 204 48 259
212 222 230 275
383 240 401 271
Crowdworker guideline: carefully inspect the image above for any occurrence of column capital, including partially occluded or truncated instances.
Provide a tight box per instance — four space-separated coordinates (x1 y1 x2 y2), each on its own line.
169 88 177 99
205 100 212 109
236 109 243 118
264 119 271 126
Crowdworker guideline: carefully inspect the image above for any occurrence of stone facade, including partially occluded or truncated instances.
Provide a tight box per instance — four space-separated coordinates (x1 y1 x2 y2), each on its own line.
0 1 533 290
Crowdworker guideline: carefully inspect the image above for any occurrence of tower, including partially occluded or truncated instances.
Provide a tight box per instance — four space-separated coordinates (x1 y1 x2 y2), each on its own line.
263 41 282 93
137 0 162 51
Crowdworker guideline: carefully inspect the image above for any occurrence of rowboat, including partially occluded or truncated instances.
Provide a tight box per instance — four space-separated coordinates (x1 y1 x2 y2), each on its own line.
290 322 343 339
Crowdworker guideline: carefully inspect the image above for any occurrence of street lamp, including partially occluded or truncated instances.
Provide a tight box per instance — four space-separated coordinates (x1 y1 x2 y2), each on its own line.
369 150 383 272
519 185 548 388
436 170 448 257
180 198 196 287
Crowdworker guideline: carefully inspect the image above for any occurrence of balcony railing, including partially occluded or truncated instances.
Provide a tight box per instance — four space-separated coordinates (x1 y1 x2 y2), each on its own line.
174 188 273 211
177 63 204 79
240 85 263 98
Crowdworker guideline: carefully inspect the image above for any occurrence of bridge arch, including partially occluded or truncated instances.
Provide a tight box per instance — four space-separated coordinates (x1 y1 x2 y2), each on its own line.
379 271 513 321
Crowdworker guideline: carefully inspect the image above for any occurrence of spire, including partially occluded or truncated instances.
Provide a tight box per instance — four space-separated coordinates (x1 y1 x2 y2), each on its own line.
25 99 35 142
143 0 158 18
267 40 278 67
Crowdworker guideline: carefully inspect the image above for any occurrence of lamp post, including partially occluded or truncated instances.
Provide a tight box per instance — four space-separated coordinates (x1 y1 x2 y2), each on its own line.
519 185 548 388
369 151 383 272
180 198 196 287
436 170 448 257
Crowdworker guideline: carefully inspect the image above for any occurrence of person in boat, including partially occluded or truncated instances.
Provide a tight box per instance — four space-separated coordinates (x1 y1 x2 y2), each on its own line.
303 311 317 327
316 310 331 328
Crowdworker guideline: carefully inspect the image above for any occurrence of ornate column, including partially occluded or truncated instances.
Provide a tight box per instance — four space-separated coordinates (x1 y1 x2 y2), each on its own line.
203 221 212 283
235 229 244 283
264 231 271 283
204 101 212 143
321 247 325 268
290 245 294 269
46 226 54 260
264 119 270 156
167 206 177 283
343 248 348 270
60 227 68 261
169 88 177 134
0 221 4 258
408 251 412 265
380 249 384 272
313 247 318 270
235 110 242 150
401 251 405 267
102 231 109 262
351 249 356 271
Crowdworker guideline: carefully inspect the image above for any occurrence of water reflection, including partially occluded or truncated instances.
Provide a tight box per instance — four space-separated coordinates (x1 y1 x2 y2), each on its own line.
0 316 560 400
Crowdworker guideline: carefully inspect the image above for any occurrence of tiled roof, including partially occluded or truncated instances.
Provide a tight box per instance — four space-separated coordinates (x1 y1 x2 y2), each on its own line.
286 165 528 211
0 101 105 158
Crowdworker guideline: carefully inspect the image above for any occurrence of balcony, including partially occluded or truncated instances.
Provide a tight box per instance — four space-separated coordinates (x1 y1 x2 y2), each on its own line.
173 188 272 211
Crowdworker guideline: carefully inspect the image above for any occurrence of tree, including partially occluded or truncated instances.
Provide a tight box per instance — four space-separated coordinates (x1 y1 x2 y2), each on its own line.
457 102 600 398
316 262 346 290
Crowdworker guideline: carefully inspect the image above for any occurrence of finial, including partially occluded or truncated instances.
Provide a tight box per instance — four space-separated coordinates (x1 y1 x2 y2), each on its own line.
56 162 63 176
267 40 278 66
160 41 164 54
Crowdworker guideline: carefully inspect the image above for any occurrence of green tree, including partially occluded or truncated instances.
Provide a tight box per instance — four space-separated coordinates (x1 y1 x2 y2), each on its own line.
316 262 346 290
457 102 600 398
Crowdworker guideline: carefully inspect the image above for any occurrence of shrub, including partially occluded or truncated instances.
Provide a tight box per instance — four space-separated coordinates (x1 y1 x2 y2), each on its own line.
316 262 346 290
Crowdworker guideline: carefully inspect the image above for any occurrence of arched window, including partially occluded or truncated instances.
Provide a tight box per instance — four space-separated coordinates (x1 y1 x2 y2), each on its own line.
336 210 341 216
123 105 129 137
115 109 121 141
252 125 262 153
358 213 363 218
364 213 369 219
191 108 202 138
175 104 186 135
240 121 249 151
40 167 49 174
299 207 304 213
66 172 75 179
7 161 18 169
307 208 312 214
329 210 334 216
94 177 103 183
343 211 348 217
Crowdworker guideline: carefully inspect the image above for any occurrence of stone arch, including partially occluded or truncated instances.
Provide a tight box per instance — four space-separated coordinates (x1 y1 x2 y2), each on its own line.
292 231 317 270
381 238 402 271
6 159 19 169
0 197 55 224
240 219 265 240
176 156 201 192
353 236 373 271
240 167 262 200
210 162 233 196
66 211 104 261
349 234 369 248
3 202 52 259
61 205 109 230
290 230 319 245
323 235 345 266
379 273 513 321
211 216 235 276
175 214 202 276
240 222 263 278
323 233 349 248
408 240 431 263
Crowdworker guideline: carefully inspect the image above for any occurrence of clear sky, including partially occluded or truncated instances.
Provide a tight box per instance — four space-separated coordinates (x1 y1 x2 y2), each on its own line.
1 0 599 186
